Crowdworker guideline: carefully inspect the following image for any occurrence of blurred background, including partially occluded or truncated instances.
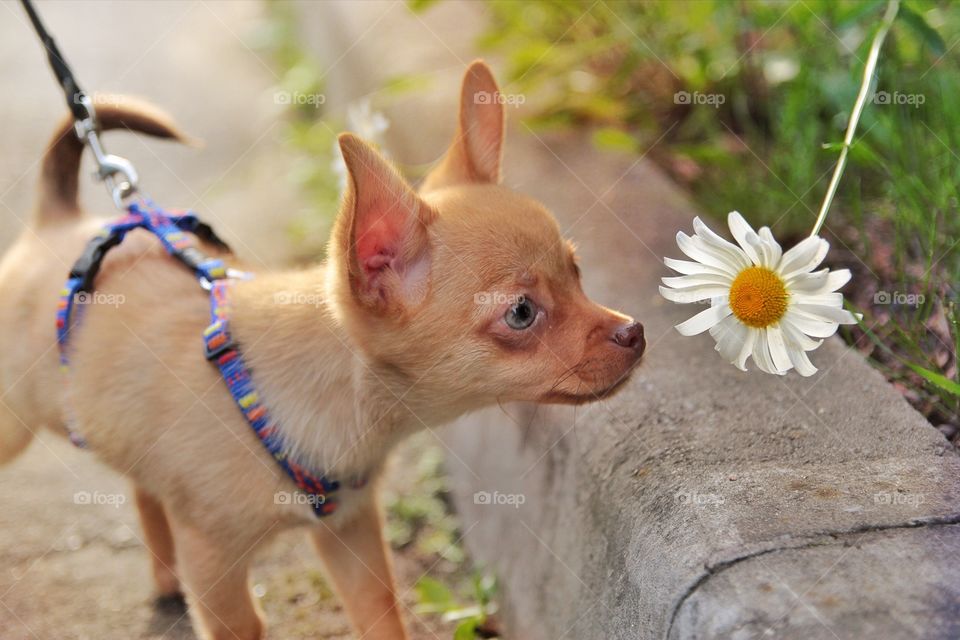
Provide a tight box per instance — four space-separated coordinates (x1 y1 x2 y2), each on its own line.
0 1 957 639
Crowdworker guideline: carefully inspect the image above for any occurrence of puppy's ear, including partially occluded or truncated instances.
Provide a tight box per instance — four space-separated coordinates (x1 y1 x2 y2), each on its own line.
422 60 505 191
332 133 438 316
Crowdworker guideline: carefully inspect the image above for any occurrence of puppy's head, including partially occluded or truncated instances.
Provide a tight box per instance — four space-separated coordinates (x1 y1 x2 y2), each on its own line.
327 61 643 409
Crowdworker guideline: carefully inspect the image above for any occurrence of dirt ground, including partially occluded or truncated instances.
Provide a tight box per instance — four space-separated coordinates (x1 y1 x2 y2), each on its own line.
0 433 458 639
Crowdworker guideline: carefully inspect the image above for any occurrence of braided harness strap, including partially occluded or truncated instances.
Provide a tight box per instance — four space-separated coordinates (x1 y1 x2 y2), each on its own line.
203 281 340 515
56 201 343 517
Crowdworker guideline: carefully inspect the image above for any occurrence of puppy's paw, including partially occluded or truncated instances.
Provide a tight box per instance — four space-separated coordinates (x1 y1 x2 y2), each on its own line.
153 591 186 615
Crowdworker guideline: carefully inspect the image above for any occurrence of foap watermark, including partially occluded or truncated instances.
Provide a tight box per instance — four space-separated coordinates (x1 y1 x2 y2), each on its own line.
676 489 725 506
273 291 324 308
663 291 715 306
874 491 924 508
274 490 326 507
873 290 925 308
473 90 525 107
473 490 525 508
873 91 925 108
474 291 524 306
674 90 725 108
72 93 132 109
74 291 125 308
73 490 127 508
274 90 326 108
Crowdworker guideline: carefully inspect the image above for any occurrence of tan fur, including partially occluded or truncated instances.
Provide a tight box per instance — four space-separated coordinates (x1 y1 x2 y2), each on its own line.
0 61 643 640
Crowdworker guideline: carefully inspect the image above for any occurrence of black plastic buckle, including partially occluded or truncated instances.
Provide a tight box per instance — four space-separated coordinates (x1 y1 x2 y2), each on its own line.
69 230 124 293
177 217 232 253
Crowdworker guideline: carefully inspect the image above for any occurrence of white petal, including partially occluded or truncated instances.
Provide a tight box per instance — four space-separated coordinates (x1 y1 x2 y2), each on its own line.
792 303 859 325
779 236 829 278
792 292 844 307
820 268 852 292
664 257 732 277
735 327 758 371
785 309 841 338
751 329 781 374
746 234 770 266
677 232 741 275
711 316 748 365
692 217 751 270
675 303 732 336
709 312 734 337
660 285 730 303
787 268 851 295
727 211 763 265
765 325 794 374
662 273 732 288
758 227 783 268
786 268 830 292
787 345 818 376
780 315 824 351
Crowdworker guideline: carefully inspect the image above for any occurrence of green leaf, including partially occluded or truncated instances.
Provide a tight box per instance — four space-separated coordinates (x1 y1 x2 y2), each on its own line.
414 577 456 612
474 573 497 605
454 619 478 640
906 363 960 396
407 0 440 12
591 127 638 153
820 139 882 167
835 0 885 28
899 4 947 57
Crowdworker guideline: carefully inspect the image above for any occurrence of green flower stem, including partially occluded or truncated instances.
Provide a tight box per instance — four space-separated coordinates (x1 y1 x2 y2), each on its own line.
810 0 900 237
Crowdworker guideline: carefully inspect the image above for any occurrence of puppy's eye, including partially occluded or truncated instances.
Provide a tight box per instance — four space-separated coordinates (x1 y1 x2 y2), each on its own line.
504 296 538 330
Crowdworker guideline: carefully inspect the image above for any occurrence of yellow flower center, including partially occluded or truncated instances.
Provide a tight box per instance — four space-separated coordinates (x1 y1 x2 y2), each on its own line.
728 266 789 328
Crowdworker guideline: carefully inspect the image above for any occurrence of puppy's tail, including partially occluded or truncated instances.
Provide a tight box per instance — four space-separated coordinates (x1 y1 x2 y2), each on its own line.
36 95 192 225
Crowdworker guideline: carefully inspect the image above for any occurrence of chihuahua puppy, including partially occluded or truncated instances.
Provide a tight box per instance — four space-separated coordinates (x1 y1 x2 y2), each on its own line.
0 61 643 640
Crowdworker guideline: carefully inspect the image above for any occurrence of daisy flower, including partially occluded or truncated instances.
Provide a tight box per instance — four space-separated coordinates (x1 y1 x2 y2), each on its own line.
660 212 860 376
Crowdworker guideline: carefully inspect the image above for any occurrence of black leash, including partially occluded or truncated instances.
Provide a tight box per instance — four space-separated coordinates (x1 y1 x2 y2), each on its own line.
20 0 89 122
20 0 140 208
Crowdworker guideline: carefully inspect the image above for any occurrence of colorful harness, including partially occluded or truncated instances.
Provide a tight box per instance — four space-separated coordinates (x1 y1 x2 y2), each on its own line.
56 201 341 517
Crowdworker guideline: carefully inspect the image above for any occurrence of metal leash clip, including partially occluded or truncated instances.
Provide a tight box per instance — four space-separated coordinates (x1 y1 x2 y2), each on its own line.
72 93 141 209
21 0 144 210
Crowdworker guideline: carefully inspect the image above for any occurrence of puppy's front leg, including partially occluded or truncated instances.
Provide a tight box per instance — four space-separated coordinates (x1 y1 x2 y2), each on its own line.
134 486 180 599
311 497 408 640
172 521 264 640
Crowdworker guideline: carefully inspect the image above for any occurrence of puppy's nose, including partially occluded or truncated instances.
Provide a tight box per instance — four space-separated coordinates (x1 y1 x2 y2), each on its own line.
612 321 645 354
